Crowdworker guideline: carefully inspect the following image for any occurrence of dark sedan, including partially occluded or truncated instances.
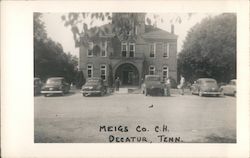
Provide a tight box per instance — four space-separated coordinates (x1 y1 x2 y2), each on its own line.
81 78 107 96
141 75 165 96
41 77 70 97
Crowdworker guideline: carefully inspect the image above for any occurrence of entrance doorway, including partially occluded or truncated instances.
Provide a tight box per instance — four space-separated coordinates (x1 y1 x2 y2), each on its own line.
115 63 139 86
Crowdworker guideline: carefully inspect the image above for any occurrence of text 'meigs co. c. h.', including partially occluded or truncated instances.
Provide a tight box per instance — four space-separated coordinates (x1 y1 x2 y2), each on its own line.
99 125 183 143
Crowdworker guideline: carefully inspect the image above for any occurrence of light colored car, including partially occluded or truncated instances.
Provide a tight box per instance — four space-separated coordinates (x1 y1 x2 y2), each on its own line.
191 78 222 97
221 79 236 96
141 75 164 96
81 78 107 96
41 77 70 97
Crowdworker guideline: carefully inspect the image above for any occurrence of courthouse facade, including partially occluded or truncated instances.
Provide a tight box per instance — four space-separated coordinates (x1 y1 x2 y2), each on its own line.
79 13 178 86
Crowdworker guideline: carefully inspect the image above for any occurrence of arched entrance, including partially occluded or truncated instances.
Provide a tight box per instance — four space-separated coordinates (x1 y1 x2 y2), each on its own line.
115 63 139 86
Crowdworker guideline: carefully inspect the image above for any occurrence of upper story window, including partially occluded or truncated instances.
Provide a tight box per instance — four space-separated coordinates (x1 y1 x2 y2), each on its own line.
149 43 156 58
87 64 93 78
121 42 127 57
101 41 107 57
149 65 155 75
129 43 135 57
163 43 170 58
162 65 168 79
100 64 107 81
87 42 94 57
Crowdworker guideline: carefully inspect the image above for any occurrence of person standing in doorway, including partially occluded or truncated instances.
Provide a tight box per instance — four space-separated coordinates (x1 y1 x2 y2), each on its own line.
115 77 120 91
179 75 185 95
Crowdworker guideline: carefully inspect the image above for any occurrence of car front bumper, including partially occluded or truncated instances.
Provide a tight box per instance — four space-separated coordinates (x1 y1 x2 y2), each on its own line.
81 90 101 94
41 90 63 94
201 91 221 95
147 88 164 94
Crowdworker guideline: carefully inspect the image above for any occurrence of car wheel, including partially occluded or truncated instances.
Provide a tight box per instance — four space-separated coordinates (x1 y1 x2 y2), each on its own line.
82 93 86 97
199 91 203 97
44 94 48 97
234 91 236 97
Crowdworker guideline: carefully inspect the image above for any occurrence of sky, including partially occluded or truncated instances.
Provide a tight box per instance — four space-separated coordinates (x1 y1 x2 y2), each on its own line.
42 13 220 57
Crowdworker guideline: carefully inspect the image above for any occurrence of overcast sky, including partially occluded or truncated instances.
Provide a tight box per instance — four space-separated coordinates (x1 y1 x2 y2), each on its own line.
42 13 220 57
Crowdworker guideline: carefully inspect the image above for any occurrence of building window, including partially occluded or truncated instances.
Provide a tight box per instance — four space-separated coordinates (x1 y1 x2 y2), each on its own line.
121 42 127 57
87 42 94 57
163 43 170 58
129 43 135 57
162 65 168 79
100 65 106 81
101 41 107 57
149 65 155 75
87 64 93 78
149 43 156 58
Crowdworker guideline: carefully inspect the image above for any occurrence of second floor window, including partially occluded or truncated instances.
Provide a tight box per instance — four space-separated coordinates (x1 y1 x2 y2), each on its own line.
149 43 156 58
121 42 127 57
163 43 170 58
87 64 93 78
129 43 135 57
101 41 107 57
87 42 94 57
149 65 155 75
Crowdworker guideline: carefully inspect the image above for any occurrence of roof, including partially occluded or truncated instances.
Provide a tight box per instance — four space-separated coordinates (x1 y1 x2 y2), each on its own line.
197 78 217 81
142 30 178 40
85 23 177 40
47 77 64 80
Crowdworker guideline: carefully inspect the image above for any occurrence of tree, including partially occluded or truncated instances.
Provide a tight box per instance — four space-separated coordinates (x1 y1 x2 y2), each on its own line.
178 13 236 83
34 13 78 83
61 13 194 47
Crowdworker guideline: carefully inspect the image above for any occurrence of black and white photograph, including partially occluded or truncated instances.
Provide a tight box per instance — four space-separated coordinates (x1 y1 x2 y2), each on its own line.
1 0 249 157
34 12 237 143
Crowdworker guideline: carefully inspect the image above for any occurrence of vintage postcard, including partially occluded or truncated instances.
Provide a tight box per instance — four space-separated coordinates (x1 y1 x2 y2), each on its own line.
1 0 249 157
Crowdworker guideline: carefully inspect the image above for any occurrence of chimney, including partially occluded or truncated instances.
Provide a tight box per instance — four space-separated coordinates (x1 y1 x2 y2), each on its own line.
171 24 174 34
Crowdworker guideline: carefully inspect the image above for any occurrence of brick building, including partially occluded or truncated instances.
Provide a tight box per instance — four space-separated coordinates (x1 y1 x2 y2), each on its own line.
79 13 178 87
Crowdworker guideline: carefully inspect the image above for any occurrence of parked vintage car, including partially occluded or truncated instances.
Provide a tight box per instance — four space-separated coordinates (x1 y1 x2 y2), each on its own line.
142 75 164 96
221 79 236 96
81 77 107 96
191 78 222 97
34 77 42 95
41 77 70 97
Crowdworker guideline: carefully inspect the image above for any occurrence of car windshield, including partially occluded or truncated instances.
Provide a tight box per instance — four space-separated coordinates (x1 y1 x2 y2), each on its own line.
85 80 100 85
46 78 62 84
146 77 160 81
203 80 217 86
